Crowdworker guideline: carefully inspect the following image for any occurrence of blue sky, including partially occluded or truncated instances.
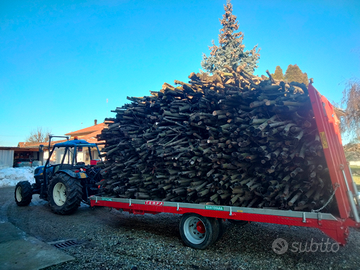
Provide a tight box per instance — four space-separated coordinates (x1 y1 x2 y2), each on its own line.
1 0 359 146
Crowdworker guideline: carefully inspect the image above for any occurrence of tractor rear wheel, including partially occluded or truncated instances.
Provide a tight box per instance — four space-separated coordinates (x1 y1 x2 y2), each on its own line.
48 173 82 215
15 181 32 206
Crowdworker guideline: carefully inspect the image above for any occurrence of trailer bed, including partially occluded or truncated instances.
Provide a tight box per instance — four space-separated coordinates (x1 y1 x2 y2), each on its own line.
91 83 360 248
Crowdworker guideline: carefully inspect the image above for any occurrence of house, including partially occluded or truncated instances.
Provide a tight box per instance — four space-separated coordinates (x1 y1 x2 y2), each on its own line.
12 140 68 166
65 119 105 143
16 141 48 165
6 120 106 167
0 145 42 167
53 120 106 165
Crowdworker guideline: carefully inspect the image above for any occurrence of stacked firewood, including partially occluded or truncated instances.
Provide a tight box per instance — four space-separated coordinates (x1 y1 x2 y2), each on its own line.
97 66 334 212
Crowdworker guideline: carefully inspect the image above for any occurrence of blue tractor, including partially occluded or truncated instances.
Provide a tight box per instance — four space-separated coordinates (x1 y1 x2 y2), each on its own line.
14 136 103 214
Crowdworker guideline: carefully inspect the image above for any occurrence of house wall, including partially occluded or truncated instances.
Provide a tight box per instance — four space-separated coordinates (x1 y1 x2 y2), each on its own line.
55 148 72 164
0 150 14 167
41 150 49 164
76 150 85 163
91 149 100 160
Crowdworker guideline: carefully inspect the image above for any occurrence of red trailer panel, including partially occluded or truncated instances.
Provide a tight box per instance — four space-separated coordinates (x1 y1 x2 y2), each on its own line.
308 83 354 219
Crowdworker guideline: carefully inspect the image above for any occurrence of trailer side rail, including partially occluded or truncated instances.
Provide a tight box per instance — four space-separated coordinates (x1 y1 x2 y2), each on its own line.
90 196 350 244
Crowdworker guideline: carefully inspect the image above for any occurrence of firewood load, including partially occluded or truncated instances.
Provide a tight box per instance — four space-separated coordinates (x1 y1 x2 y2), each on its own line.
97 66 335 212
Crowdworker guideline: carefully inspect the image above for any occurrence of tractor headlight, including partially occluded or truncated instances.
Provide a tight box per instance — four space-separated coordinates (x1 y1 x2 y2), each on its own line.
34 167 44 175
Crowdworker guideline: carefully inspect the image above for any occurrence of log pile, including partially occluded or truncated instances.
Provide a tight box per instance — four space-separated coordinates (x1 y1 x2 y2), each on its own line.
97 66 335 212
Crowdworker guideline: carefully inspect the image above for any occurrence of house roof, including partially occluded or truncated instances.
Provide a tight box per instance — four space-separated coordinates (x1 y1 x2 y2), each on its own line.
18 141 44 148
80 130 103 144
17 140 68 149
65 122 106 136
17 121 106 149
0 146 40 152
65 122 106 145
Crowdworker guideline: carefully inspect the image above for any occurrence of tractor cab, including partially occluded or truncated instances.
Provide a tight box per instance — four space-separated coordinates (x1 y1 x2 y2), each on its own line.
15 136 103 215
41 139 101 198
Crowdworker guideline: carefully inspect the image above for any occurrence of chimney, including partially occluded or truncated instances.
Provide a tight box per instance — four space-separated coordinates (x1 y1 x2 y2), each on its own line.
94 119 97 125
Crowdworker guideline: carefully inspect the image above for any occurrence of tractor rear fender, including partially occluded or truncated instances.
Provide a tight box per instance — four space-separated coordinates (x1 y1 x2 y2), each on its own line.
57 169 87 179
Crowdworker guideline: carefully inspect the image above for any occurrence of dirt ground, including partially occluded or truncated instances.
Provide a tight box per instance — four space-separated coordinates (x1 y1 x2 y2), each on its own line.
1 186 360 270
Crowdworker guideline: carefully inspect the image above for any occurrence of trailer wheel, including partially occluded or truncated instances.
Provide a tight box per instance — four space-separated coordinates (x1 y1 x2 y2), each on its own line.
48 173 82 215
179 213 219 249
216 218 225 242
15 181 32 206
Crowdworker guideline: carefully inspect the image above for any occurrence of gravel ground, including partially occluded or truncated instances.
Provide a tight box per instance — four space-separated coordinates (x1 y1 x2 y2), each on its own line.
1 186 360 270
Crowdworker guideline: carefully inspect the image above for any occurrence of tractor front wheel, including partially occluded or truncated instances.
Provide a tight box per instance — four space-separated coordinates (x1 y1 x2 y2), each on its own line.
15 181 32 206
48 173 82 215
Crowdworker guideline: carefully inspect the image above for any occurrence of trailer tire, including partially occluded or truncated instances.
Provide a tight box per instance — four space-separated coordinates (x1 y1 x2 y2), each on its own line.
216 218 225 242
179 213 219 249
15 181 32 206
48 173 82 215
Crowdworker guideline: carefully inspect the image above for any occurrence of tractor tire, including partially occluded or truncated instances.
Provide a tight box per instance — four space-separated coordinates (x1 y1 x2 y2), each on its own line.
179 213 219 249
15 181 32 206
48 173 82 215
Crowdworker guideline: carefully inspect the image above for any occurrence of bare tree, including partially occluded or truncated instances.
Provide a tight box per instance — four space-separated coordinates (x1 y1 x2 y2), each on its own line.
341 78 360 138
26 127 51 143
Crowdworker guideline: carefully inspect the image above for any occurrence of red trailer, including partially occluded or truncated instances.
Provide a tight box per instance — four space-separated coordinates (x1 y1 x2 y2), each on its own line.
90 83 360 249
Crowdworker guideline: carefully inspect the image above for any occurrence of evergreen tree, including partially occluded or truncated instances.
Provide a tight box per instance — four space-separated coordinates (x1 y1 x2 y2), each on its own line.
284 64 308 85
302 72 309 85
272 66 284 81
201 0 260 74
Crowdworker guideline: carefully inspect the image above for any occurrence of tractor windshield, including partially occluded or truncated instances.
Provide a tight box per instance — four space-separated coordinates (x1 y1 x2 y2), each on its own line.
51 144 101 166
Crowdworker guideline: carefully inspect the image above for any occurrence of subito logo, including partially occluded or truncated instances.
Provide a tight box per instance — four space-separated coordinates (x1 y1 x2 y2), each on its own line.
272 238 288 254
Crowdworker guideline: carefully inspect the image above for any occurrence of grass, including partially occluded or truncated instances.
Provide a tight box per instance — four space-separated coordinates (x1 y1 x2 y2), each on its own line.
352 175 360 185
350 166 360 185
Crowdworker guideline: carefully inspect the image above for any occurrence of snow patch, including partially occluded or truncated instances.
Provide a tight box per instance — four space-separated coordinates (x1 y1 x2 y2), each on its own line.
0 167 35 187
